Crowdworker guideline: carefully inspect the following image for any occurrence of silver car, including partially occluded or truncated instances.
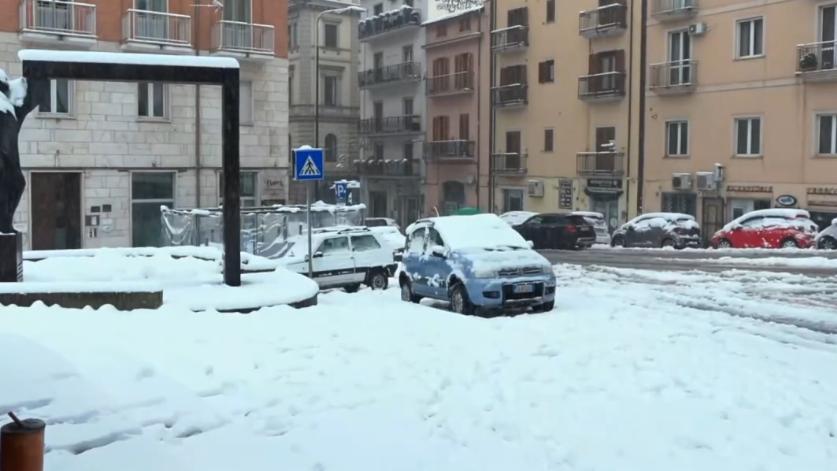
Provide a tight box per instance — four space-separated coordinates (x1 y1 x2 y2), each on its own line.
816 218 837 250
572 211 611 245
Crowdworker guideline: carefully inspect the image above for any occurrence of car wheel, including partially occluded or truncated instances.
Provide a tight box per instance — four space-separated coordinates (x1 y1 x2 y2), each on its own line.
820 237 837 250
400 280 420 303
661 238 676 249
367 270 389 290
450 283 474 315
532 301 555 313
343 284 361 293
716 239 732 249
611 236 625 248
781 238 799 249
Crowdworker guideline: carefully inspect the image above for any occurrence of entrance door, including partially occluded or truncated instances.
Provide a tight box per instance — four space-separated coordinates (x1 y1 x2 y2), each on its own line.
31 173 82 250
701 197 724 247
668 30 691 85
595 127 616 173
370 191 387 217
401 196 419 227
505 131 521 171
591 197 619 233
821 5 836 70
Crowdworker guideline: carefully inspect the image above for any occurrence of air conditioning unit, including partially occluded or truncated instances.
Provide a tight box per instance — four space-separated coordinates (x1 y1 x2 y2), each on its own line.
528 179 544 197
696 172 716 191
689 22 707 36
672 173 693 190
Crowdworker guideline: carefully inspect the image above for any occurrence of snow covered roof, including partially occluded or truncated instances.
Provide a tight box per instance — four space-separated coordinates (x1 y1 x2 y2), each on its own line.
18 50 239 69
634 212 696 221
571 211 605 219
422 4 484 26
421 214 529 251
732 208 811 221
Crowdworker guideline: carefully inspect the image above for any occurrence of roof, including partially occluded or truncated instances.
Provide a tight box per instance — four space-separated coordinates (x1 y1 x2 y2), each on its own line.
635 212 696 220
732 208 811 221
422 4 484 26
19 50 239 69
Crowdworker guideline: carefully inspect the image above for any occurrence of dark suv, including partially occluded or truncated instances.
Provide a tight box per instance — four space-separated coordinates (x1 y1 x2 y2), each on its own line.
513 213 596 250
611 213 701 249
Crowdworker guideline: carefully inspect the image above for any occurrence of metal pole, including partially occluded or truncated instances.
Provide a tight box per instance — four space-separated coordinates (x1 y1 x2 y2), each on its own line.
306 182 313 277
222 69 241 287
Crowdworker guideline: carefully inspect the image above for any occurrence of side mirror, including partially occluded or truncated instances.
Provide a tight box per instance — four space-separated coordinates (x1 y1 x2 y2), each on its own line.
430 245 447 258
625 224 635 231
527 240 535 249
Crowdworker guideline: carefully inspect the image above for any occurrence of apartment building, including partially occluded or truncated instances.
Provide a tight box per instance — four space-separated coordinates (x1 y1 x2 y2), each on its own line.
356 0 426 227
0 0 288 250
644 0 837 237
422 5 490 215
287 0 360 203
489 0 639 230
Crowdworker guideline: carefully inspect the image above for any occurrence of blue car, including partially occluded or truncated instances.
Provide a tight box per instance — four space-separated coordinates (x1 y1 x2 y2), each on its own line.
399 214 557 315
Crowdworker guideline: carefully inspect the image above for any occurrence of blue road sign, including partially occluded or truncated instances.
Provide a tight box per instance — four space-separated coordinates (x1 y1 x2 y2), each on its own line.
334 181 348 204
293 147 324 181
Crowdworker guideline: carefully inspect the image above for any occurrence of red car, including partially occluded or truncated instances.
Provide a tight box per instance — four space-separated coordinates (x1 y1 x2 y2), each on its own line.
711 209 819 249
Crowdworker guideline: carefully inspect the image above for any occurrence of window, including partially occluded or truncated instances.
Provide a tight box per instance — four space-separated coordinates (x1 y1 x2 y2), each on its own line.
508 7 529 27
351 235 382 252
406 227 426 254
735 117 762 156
544 129 554 152
40 79 71 115
436 23 447 38
403 98 414 116
546 0 555 23
459 114 469 140
289 70 294 105
539 60 555 83
503 189 524 212
459 17 471 32
324 23 338 48
224 0 251 22
403 45 414 63
818 114 837 154
325 134 338 162
374 142 384 160
432 116 449 141
138 82 166 119
741 217 765 228
289 22 298 49
373 3 383 15
737 17 764 58
219 172 258 207
404 141 414 161
320 236 350 255
132 172 175 247
324 75 338 106
661 193 697 217
240 81 253 124
427 228 445 248
666 120 689 156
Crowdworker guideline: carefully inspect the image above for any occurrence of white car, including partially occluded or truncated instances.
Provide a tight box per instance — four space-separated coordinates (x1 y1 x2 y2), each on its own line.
499 211 538 226
275 227 397 292
571 211 611 245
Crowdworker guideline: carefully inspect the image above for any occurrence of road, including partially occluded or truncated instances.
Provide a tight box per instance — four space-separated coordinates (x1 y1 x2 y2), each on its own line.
540 246 837 276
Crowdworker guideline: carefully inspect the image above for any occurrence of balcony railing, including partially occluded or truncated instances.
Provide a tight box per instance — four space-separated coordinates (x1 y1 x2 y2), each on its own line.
358 6 422 41
19 0 96 38
579 3 627 38
212 20 275 55
354 159 418 177
426 71 475 96
123 9 191 48
359 62 422 88
427 140 476 161
492 153 528 175
797 41 837 80
360 115 421 135
577 152 625 176
578 72 626 101
492 83 528 107
649 60 697 93
491 25 529 52
651 0 698 20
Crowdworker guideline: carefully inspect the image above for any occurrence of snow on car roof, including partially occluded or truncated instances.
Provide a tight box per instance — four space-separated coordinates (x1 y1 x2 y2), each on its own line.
571 211 605 218
499 211 538 225
721 208 813 231
635 212 696 221
419 214 529 250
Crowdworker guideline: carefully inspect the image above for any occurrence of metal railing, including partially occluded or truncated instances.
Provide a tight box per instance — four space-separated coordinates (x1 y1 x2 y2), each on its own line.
492 153 527 174
123 9 191 47
797 41 837 73
649 60 697 90
577 152 625 176
360 115 421 134
579 3 627 36
212 20 275 55
491 25 528 51
651 0 697 18
578 71 626 99
426 71 475 96
19 0 96 37
354 159 418 177
492 83 528 106
359 62 421 87
358 6 422 41
427 140 476 160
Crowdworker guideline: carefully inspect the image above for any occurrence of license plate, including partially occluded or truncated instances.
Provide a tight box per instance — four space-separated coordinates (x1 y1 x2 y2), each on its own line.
513 283 535 294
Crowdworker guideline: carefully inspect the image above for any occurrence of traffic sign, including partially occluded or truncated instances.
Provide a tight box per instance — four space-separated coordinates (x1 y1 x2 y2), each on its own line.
293 146 324 181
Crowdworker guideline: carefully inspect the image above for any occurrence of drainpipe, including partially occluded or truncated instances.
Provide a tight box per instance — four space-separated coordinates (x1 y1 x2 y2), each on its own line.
194 0 202 208
636 0 649 215
475 10 482 210
488 0 496 212
626 0 636 216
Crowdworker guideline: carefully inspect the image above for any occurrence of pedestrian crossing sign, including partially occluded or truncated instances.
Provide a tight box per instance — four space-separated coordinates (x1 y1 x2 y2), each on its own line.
293 146 325 181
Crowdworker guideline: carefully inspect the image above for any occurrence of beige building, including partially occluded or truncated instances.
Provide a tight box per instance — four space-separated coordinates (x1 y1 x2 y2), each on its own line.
644 0 837 237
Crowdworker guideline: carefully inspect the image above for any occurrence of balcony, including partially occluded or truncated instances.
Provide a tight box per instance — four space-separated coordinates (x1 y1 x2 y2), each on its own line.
492 83 528 107
359 62 422 88
122 9 191 51
492 153 528 175
360 115 422 136
649 60 697 94
19 0 96 43
358 6 421 42
426 71 475 97
578 72 626 102
212 20 275 57
797 41 837 81
491 25 528 52
426 140 476 161
651 0 698 21
354 159 418 178
577 152 625 176
579 3 627 38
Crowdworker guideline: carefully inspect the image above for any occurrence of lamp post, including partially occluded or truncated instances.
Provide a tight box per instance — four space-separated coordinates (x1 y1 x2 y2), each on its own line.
315 5 365 199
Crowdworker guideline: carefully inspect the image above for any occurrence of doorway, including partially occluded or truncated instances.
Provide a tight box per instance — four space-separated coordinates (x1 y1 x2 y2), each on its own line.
668 30 692 84
701 197 724 247
370 191 387 217
591 196 619 233
821 5 836 69
30 172 82 250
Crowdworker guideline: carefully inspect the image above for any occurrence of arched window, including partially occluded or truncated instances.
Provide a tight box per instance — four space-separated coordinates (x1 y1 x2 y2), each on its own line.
324 134 338 162
442 181 466 215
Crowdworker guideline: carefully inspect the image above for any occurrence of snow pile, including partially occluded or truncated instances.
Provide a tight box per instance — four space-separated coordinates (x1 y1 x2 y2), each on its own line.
700 256 837 269
19 49 239 69
464 247 551 277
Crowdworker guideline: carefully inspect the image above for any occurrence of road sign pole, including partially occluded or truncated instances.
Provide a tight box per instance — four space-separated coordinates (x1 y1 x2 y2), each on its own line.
306 182 313 278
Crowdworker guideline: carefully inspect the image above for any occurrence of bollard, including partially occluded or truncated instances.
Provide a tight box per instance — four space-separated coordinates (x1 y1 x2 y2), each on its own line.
1 413 45 471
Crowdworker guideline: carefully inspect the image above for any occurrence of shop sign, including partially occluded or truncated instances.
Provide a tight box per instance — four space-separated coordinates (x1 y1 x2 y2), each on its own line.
807 187 837 196
775 194 797 207
726 185 773 193
587 178 622 190
559 179 573 209
261 170 286 200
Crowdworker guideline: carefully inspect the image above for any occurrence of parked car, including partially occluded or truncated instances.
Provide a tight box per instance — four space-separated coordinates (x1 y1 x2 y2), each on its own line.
499 211 538 226
571 211 611 245
275 227 396 292
816 218 837 250
364 217 400 231
399 214 556 315
512 213 596 250
710 209 819 249
612 213 701 249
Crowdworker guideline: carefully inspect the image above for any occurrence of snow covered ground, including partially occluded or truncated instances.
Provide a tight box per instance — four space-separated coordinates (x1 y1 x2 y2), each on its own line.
2 264 836 470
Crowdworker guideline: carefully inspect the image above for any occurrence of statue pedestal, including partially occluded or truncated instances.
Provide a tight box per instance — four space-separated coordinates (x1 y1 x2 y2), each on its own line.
0 232 23 282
